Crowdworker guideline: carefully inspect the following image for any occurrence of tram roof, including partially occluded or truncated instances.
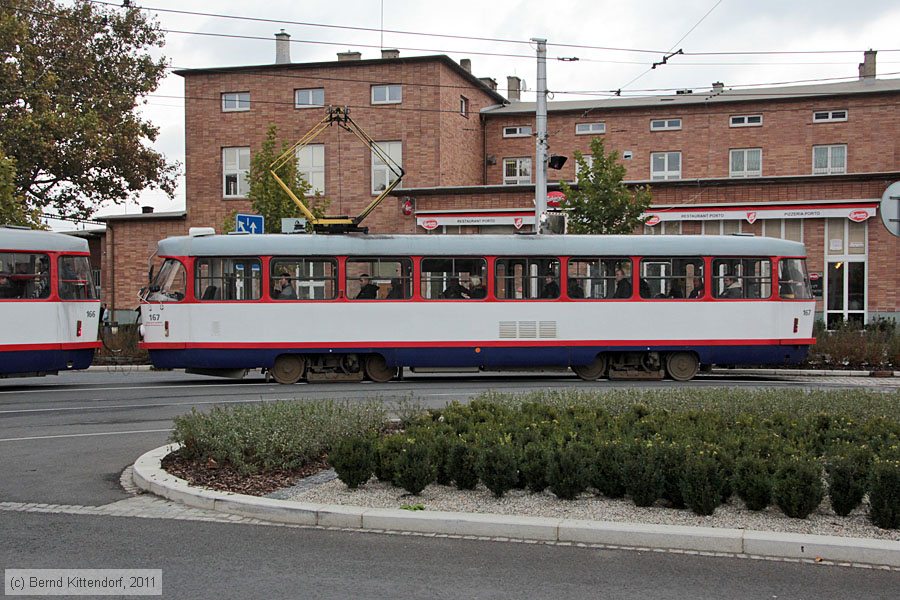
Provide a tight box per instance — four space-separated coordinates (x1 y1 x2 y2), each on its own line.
156 233 806 258
0 227 90 253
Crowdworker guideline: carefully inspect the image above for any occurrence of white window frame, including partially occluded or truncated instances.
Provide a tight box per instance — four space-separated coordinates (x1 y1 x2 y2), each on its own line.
644 221 681 235
824 218 868 328
296 144 325 195
576 122 606 135
295 88 324 109
575 155 594 180
502 125 532 138
221 92 250 112
650 151 681 180
503 157 532 185
813 144 847 175
372 141 402 194
372 84 402 104
762 219 803 242
459 96 469 117
729 148 762 178
650 118 682 131
730 114 762 127
222 147 250 198
813 109 848 123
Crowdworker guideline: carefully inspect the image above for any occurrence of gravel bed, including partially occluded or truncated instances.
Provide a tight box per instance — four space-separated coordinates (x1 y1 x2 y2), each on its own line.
289 475 900 541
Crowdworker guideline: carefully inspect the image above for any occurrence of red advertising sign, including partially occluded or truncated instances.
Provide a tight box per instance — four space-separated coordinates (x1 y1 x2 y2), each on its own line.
848 210 869 222
645 215 661 226
421 218 439 230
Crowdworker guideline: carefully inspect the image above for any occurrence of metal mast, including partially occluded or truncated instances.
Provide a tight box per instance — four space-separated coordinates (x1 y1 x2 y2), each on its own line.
532 37 548 234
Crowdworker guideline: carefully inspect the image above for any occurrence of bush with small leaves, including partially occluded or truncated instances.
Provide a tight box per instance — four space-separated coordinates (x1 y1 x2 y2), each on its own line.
868 456 900 529
681 451 724 516
590 440 626 499
623 441 665 507
476 438 520 498
374 434 406 484
328 435 374 489
733 456 772 511
520 442 550 493
447 441 479 490
659 442 688 509
393 437 436 496
826 448 871 516
547 441 590 500
773 456 824 519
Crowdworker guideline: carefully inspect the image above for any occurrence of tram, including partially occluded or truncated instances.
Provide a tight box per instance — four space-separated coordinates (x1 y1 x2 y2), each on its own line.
0 226 101 378
139 229 816 383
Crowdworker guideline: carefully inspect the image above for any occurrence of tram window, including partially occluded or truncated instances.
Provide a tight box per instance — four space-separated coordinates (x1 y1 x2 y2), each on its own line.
347 258 412 300
778 259 812 299
420 257 486 299
567 258 632 299
271 258 336 300
146 259 186 302
0 252 49 300
640 257 704 299
58 256 98 300
712 258 771 299
495 257 560 300
195 257 262 301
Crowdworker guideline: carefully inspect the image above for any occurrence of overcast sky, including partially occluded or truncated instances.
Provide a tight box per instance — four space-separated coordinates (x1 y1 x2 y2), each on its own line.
82 0 900 224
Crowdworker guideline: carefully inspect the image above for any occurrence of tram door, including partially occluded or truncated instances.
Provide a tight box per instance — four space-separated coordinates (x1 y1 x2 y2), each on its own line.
824 218 867 329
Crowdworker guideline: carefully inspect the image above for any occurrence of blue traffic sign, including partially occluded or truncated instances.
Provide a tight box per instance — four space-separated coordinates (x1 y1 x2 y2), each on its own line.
236 213 264 234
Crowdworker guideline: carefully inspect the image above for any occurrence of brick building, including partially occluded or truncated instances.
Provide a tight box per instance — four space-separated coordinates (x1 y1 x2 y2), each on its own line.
100 41 900 325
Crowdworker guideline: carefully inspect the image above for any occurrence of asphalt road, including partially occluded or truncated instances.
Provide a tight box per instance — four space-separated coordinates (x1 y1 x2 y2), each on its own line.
1 369 898 598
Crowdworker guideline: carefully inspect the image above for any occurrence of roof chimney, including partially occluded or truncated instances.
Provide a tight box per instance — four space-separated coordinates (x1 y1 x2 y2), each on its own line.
381 49 400 59
858 49 876 81
141 206 154 214
460 58 471 73
711 81 724 92
338 51 362 61
507 76 522 102
479 77 497 91
275 30 291 64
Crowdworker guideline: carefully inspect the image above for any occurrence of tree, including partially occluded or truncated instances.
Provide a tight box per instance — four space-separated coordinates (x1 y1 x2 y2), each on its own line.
558 137 652 234
0 0 178 220
0 146 42 227
224 124 327 234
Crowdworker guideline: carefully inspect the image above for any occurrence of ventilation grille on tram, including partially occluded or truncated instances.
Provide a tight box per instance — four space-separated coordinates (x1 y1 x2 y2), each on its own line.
499 321 558 339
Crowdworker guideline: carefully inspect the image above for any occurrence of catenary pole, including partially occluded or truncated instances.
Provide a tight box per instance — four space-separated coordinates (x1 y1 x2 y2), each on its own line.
533 37 548 234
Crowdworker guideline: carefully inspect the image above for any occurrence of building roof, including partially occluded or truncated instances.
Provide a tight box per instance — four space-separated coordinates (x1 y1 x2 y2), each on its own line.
485 77 900 115
174 54 508 105
96 211 187 222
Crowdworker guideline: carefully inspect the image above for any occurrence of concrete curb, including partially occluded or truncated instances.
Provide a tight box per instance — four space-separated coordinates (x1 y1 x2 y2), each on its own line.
710 368 899 378
132 445 900 567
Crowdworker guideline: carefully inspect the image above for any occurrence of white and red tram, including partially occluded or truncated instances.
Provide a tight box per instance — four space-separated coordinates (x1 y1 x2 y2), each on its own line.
0 227 101 378
139 229 816 383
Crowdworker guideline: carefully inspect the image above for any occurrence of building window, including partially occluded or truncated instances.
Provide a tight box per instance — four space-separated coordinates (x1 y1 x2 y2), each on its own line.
222 147 250 198
372 141 402 193
576 122 606 135
644 221 681 235
296 144 325 195
650 151 681 180
502 125 532 138
575 155 594 180
702 220 742 235
295 88 324 108
729 148 762 177
221 92 250 112
762 219 803 242
813 144 847 175
503 157 532 185
813 110 848 123
459 96 469 117
730 114 762 127
372 84 402 104
650 118 682 131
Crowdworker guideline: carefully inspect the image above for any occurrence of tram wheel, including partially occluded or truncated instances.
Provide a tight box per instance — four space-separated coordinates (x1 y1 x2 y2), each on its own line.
665 352 699 381
271 354 306 384
364 354 397 383
572 355 607 381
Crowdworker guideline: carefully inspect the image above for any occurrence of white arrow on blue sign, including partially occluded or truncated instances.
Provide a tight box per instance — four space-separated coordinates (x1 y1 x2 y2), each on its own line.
236 213 264 234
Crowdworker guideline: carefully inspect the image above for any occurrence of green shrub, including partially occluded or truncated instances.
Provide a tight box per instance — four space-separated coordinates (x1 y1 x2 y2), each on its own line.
733 456 772 511
476 438 520 498
590 440 626 499
520 442 550 493
393 438 435 496
547 442 590 500
374 434 406 484
623 441 665 507
825 448 871 516
659 442 688 509
681 452 724 516
773 456 824 519
868 456 900 529
447 441 479 490
328 435 374 489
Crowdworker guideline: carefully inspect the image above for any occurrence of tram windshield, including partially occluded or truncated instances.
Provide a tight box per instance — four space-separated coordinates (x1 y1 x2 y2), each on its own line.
145 259 186 302
0 252 49 299
58 255 98 300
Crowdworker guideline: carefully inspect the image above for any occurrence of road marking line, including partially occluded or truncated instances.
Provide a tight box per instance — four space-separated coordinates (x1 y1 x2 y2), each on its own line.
0 429 171 442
